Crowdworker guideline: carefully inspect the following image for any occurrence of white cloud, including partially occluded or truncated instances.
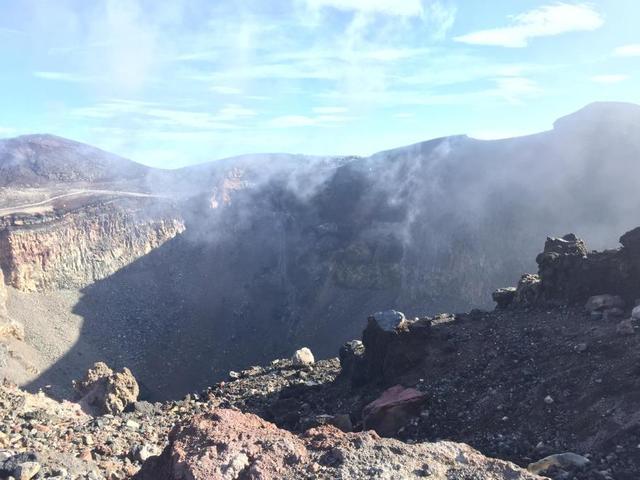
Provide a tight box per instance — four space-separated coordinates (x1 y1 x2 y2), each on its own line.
0 27 24 35
268 111 352 128
360 47 428 62
210 86 243 95
494 76 541 104
25 1 186 92
71 99 252 131
393 112 416 119
424 1 457 39
218 104 257 119
34 71 89 82
591 74 630 84
455 3 604 48
613 44 640 57
312 106 348 114
318 71 542 108
304 0 425 17
88 0 159 91
316 114 351 123
268 115 317 128
171 51 220 62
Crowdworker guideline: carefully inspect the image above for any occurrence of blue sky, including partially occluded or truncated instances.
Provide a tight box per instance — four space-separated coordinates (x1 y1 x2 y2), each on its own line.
0 0 639 168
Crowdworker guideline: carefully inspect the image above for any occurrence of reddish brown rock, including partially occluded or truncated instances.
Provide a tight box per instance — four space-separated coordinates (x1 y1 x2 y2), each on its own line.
137 408 308 480
362 385 427 436
136 407 541 480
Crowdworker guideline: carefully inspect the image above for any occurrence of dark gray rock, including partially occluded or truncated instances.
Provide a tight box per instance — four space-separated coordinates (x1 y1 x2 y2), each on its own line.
585 295 625 313
620 227 640 251
338 340 365 385
372 310 406 331
0 452 38 478
492 288 516 309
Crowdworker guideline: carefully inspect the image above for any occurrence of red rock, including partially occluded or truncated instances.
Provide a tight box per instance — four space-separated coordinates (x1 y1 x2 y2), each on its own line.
362 385 427 436
136 408 307 480
135 407 540 480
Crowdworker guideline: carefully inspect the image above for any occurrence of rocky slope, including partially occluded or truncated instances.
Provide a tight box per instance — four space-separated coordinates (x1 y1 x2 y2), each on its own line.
4 102 640 401
0 359 540 480
137 408 538 480
0 134 150 187
3 226 640 479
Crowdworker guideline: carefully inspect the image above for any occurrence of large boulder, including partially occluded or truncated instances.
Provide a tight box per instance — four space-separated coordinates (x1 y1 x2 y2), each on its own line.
371 310 406 331
291 347 315 367
136 408 542 480
492 274 542 310
514 274 542 306
137 408 306 480
74 362 139 415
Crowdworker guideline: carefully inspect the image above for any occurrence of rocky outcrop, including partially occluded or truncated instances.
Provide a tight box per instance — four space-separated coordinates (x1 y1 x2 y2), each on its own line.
73 362 139 415
0 199 184 291
494 227 640 309
492 274 542 310
136 408 540 480
352 311 432 384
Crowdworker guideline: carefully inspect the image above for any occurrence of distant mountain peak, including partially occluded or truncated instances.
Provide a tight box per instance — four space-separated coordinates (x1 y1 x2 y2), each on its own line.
0 133 150 187
553 101 640 130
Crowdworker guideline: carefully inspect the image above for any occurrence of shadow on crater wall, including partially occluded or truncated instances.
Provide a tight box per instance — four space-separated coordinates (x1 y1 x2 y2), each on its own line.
24 177 410 401
25 106 640 400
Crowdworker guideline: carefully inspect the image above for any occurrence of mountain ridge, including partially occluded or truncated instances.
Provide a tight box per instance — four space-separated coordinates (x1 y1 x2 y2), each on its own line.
4 101 639 177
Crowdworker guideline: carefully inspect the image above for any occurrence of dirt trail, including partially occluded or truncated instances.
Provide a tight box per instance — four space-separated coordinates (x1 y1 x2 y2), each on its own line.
0 189 163 216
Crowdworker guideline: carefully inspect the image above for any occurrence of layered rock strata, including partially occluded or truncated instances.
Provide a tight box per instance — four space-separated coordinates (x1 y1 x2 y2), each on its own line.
0 199 184 291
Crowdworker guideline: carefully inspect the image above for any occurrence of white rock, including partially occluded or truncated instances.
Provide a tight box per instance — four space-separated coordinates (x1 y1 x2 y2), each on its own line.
632 305 640 320
544 395 554 405
125 419 140 430
222 453 250 478
291 347 315 367
133 443 162 462
527 452 590 474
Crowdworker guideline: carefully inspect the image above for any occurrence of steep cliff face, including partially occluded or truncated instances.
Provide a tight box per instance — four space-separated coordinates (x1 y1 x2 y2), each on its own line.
0 199 185 291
